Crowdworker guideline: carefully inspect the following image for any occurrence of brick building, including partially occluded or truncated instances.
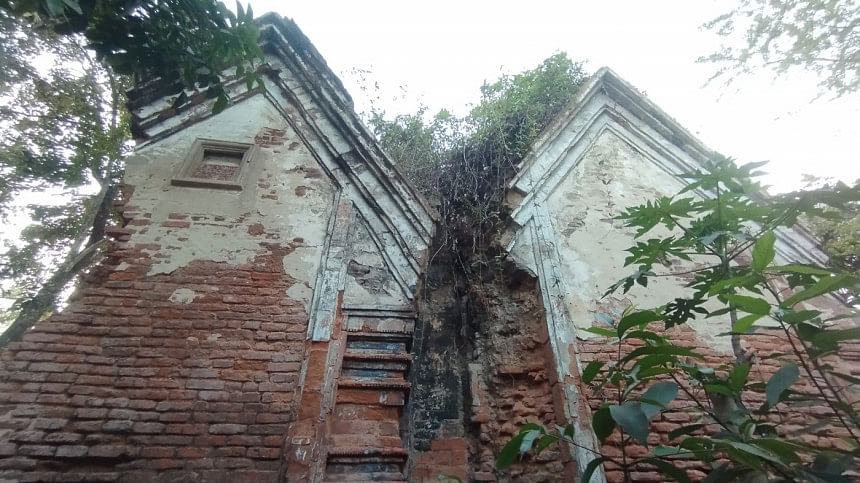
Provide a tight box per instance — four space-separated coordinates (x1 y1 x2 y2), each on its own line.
0 13 855 483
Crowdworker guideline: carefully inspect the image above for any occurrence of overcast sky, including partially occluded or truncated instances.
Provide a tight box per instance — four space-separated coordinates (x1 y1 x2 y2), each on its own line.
249 0 858 192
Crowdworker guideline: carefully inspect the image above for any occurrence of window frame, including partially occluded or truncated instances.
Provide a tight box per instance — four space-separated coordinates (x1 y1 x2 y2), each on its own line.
171 138 260 190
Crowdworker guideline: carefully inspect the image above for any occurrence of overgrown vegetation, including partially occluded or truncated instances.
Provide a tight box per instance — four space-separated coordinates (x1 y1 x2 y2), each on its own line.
0 11 129 343
1 0 263 111
497 159 860 481
368 53 587 274
367 53 859 482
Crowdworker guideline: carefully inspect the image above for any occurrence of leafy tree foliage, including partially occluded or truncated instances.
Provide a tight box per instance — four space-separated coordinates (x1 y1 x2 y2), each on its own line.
498 158 860 481
701 0 860 96
0 11 129 342
0 0 259 342
0 0 263 111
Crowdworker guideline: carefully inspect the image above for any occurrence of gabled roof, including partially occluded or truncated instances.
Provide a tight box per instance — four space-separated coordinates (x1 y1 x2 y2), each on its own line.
508 67 827 267
125 13 437 300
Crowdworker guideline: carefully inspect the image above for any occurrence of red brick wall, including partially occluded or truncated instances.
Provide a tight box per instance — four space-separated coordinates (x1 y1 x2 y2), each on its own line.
0 145 316 481
0 243 306 481
464 273 574 482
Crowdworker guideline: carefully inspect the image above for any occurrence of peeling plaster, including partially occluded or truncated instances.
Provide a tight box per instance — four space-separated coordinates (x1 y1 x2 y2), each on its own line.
342 217 409 308
168 288 197 305
123 96 334 288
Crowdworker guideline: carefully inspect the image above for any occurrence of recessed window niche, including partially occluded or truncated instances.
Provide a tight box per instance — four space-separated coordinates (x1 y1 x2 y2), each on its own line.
172 138 260 190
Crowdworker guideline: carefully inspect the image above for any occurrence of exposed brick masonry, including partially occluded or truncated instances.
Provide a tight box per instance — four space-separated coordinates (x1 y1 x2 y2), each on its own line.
0 131 311 481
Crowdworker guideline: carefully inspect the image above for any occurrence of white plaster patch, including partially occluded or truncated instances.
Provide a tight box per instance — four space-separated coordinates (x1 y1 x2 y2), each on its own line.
169 288 197 305
283 247 323 287
286 283 313 312
542 130 732 352
124 96 334 278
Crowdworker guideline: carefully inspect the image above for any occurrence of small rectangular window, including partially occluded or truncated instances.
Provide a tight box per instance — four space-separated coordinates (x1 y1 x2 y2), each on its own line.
172 138 259 190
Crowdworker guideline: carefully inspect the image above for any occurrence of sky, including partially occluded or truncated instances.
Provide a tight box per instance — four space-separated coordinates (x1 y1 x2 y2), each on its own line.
249 0 859 192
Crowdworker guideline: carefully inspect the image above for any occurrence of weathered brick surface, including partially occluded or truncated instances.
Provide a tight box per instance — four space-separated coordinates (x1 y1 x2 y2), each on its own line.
408 259 572 482
0 184 307 482
465 273 572 483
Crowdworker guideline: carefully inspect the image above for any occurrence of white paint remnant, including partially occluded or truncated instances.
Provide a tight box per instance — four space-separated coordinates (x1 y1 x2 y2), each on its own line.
123 96 334 281
169 288 197 305
286 283 313 312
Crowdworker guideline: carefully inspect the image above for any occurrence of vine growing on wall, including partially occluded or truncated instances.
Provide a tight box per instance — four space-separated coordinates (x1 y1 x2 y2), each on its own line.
497 158 860 481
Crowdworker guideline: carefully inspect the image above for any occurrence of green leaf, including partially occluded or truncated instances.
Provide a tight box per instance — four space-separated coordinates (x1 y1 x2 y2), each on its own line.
720 440 782 465
609 403 649 445
44 0 64 16
496 432 525 469
562 424 575 440
520 429 541 455
830 371 860 385
752 230 775 272
781 274 857 308
235 1 244 21
704 383 734 397
812 327 860 350
751 438 801 463
781 310 820 324
796 321 821 342
617 310 663 337
668 423 704 440
824 313 856 322
536 433 559 452
581 456 610 483
592 406 615 442
729 363 750 392
709 274 757 296
724 294 770 315
771 264 836 276
679 436 715 460
581 361 604 383
640 381 678 418
765 363 799 406
733 313 763 333
652 445 684 456
60 0 82 14
632 354 679 373
620 345 703 365
584 327 616 337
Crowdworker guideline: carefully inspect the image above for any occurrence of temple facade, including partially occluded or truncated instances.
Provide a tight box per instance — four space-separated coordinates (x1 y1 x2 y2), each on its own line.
0 13 854 483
